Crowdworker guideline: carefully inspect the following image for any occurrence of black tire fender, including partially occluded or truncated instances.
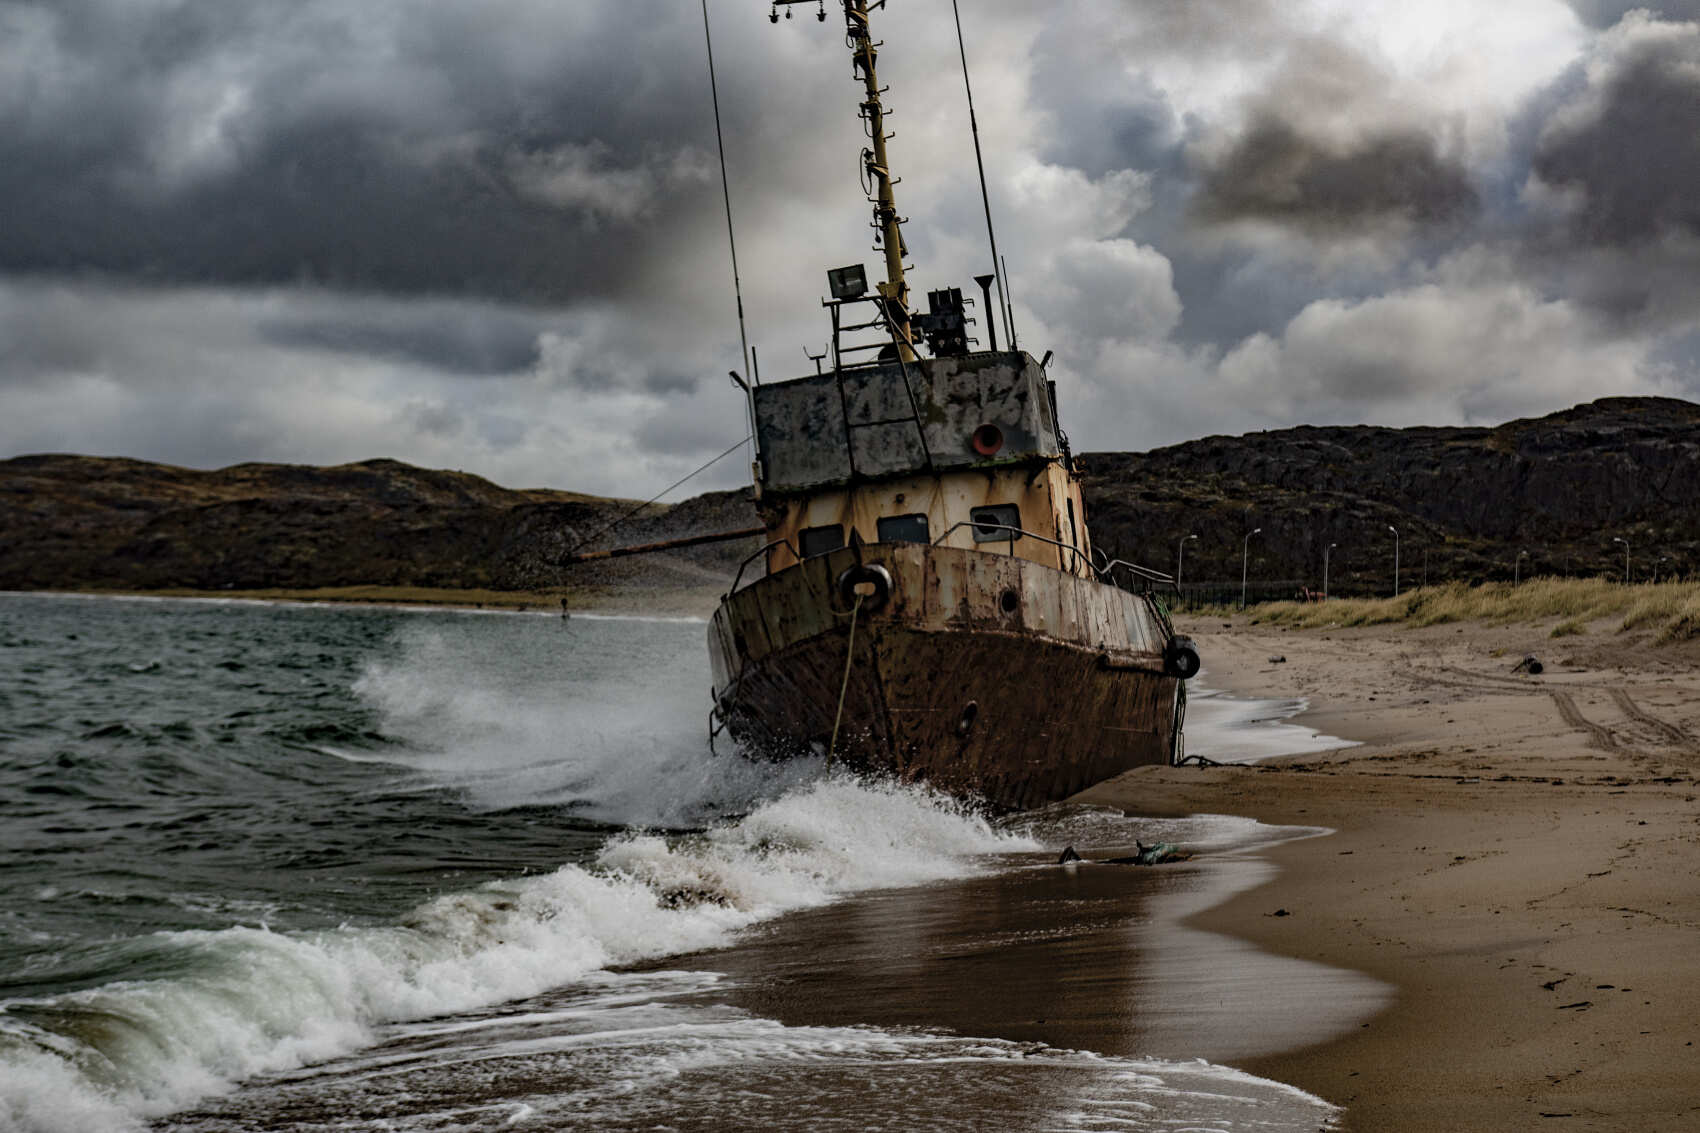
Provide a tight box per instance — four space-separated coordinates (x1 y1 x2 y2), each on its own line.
1164 635 1201 680
837 563 893 613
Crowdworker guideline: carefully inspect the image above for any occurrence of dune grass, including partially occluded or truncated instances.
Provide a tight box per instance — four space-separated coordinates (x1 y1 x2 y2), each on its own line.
1654 592 1700 645
1212 577 1700 644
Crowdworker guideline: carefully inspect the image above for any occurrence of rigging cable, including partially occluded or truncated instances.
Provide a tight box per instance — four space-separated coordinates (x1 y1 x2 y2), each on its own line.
561 434 753 559
951 0 1013 350
703 0 752 385
702 0 761 483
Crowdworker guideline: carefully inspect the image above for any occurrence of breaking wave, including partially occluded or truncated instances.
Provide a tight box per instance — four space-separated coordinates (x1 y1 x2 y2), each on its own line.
0 776 1033 1133
347 624 822 827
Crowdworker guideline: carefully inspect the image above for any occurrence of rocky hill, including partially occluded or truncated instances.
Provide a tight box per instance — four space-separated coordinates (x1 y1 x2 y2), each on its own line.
0 454 759 598
2 396 1694 603
1081 396 1700 599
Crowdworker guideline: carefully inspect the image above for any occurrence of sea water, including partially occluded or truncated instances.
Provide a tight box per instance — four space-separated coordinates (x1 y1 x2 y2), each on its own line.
0 593 1356 1132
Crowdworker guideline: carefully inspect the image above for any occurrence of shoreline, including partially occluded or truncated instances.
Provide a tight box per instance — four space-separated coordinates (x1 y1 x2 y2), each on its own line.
1 584 723 618
1078 613 1700 1131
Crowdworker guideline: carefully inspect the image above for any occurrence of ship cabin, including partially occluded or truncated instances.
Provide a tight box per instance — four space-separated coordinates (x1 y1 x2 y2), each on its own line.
749 341 1093 583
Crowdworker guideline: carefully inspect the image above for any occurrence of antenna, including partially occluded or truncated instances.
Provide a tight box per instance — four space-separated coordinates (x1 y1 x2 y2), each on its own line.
973 273 998 351
1001 253 1018 350
952 0 1012 354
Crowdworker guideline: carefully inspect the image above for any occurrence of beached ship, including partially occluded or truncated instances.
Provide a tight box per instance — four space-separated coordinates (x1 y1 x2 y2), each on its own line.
704 0 1197 810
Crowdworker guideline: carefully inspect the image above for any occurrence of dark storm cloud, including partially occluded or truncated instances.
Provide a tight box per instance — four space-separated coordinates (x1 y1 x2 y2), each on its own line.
1 115 705 304
1194 116 1479 231
0 1 739 304
259 305 544 375
1531 25 1700 245
1566 1 1700 29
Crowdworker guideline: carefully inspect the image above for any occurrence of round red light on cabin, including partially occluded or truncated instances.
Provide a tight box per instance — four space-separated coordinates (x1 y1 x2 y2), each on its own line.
972 424 1004 456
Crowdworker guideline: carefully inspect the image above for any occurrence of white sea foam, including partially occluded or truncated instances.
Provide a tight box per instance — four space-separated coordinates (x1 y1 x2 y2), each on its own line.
0 775 1031 1133
350 624 817 826
1182 669 1358 764
154 975 1339 1132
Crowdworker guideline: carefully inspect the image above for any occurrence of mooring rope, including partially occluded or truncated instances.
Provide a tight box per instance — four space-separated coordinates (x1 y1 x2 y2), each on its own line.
827 592 865 763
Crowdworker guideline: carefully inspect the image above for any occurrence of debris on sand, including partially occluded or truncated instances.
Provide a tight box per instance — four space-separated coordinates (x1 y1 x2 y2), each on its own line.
1057 842 1192 866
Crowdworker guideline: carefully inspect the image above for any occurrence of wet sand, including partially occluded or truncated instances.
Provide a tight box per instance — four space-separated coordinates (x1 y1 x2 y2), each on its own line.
1076 614 1700 1131
689 833 1389 1069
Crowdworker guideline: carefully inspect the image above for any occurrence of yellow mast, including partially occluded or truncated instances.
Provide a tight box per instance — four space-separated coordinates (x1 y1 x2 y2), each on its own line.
846 1 911 357
775 0 913 359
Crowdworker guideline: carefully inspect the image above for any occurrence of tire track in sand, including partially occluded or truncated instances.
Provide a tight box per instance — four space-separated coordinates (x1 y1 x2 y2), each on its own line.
1549 690 1618 751
1607 688 1699 751
1409 667 1546 697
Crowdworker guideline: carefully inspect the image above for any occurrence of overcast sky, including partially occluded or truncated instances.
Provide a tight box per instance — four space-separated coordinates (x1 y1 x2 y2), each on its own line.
3 0 1698 497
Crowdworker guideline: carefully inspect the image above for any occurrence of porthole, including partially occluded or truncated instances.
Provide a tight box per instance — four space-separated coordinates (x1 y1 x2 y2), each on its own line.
971 504 1022 543
999 588 1020 615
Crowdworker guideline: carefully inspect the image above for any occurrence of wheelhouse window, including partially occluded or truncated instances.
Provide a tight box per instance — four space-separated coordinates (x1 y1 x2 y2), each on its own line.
798 524 845 559
876 513 931 544
970 504 1022 542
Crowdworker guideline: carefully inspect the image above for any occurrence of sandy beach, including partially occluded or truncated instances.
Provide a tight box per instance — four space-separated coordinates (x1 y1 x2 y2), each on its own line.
1070 613 1700 1131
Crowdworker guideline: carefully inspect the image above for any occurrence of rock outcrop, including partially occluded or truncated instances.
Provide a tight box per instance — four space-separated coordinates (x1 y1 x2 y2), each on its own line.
1081 397 1700 597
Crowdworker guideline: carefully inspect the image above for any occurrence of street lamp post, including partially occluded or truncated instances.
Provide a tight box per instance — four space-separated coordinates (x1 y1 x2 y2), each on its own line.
1515 549 1528 585
1241 528 1261 610
1324 542 1338 600
1387 525 1400 598
1176 533 1198 591
1613 536 1630 584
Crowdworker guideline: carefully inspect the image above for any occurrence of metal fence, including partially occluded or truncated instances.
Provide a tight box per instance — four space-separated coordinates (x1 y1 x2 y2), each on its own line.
1171 579 1314 611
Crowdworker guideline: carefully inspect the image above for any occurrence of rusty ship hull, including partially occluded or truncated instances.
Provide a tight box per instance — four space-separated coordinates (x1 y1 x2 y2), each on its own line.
709 542 1184 811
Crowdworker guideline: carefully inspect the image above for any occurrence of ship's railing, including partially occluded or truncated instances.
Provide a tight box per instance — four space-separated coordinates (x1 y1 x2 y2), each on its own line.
725 537 803 597
934 521 1177 594
726 525 1177 599
1100 558 1176 591
928 520 1104 577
